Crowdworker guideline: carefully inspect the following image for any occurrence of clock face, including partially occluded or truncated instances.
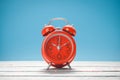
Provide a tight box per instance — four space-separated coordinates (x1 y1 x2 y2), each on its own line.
44 34 74 62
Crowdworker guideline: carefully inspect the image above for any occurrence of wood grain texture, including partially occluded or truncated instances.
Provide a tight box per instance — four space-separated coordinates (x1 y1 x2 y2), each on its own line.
0 61 120 80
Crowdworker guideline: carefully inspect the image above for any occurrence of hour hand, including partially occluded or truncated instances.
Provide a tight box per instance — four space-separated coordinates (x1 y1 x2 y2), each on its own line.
51 43 57 47
61 42 69 48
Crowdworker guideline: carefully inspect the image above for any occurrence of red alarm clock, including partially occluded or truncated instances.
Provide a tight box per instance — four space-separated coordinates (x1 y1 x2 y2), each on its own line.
41 18 76 69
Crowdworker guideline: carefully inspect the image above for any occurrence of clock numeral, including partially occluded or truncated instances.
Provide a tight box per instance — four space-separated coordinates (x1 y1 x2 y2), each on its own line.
48 46 52 50
51 54 56 59
66 45 71 54
67 50 71 54
66 45 70 50
57 54 62 60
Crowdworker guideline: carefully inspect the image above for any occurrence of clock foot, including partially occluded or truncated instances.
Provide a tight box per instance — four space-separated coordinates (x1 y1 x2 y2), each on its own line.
47 62 72 69
67 62 72 69
47 62 52 70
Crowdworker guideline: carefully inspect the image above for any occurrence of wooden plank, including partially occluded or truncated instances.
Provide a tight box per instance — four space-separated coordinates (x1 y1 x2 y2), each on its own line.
0 77 120 80
0 61 120 80
0 61 120 67
0 71 120 77
0 66 120 72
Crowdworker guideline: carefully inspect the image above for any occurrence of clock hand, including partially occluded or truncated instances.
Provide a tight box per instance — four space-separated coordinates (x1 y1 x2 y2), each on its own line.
57 45 61 50
61 41 69 48
51 43 57 47
56 36 61 50
57 41 69 51
58 36 60 46
51 43 61 50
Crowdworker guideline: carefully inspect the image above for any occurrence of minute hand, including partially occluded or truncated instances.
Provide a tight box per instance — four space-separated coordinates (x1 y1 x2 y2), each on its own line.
58 36 60 46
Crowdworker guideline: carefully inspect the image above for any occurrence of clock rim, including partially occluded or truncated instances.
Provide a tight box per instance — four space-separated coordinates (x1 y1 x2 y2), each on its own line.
41 30 76 65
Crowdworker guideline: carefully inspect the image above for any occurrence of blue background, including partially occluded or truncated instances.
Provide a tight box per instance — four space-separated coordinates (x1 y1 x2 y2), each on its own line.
0 0 120 61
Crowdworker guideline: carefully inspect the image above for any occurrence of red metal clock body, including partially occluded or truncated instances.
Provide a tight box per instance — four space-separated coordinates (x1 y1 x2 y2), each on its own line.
41 18 76 68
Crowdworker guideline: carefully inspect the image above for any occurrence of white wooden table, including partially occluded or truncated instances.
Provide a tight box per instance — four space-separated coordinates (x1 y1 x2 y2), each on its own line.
0 61 120 80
